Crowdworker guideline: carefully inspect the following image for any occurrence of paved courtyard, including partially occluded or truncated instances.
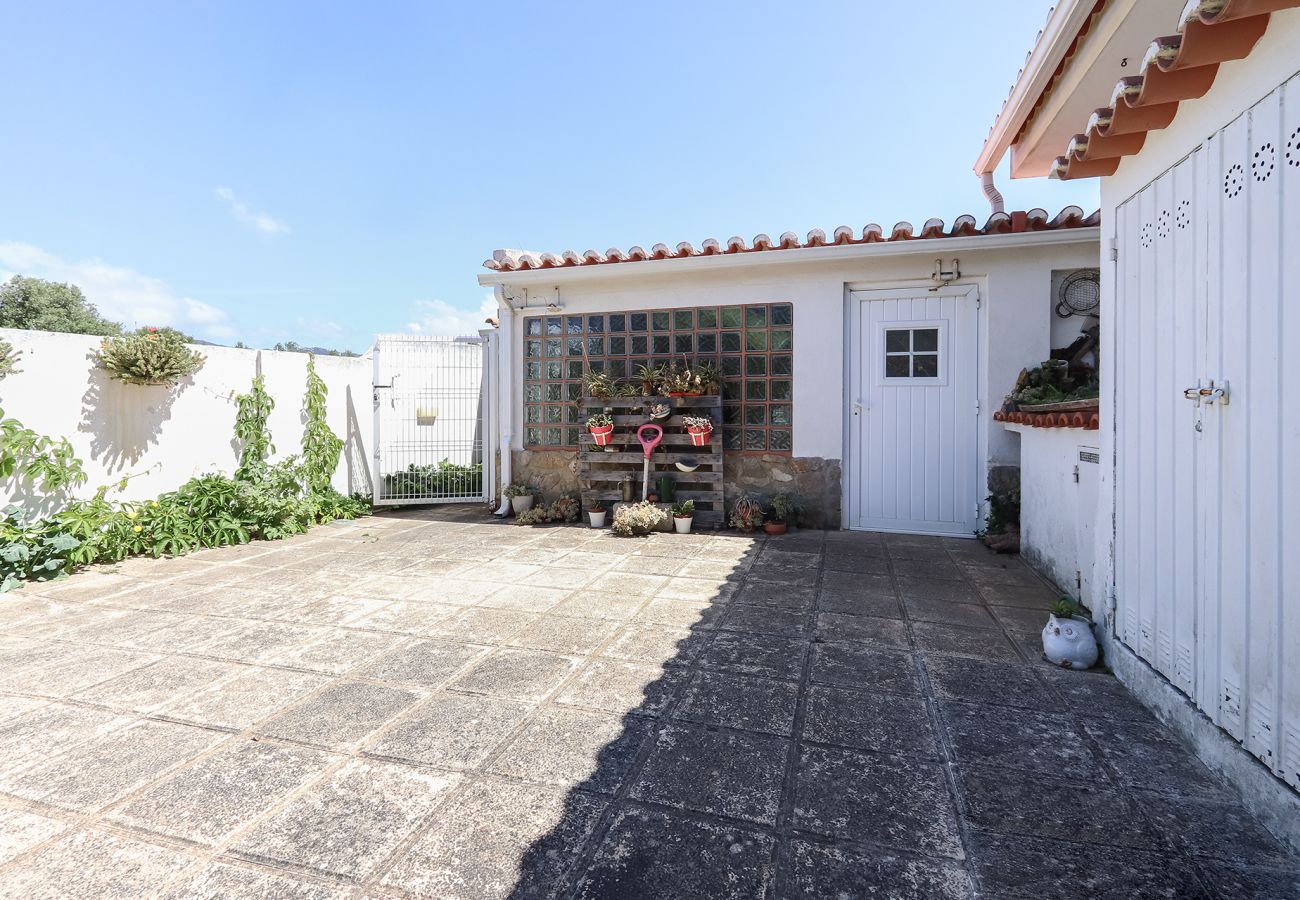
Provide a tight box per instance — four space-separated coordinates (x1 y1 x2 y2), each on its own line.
0 507 1296 899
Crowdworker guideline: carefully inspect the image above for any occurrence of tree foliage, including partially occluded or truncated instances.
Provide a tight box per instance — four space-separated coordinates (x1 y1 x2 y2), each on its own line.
0 276 121 336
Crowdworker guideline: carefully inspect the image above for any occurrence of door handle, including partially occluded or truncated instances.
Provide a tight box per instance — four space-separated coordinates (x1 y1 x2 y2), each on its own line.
852 400 866 416
1182 379 1230 407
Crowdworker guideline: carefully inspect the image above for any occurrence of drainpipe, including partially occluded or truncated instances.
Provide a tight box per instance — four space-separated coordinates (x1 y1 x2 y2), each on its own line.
981 171 1006 214
493 284 513 516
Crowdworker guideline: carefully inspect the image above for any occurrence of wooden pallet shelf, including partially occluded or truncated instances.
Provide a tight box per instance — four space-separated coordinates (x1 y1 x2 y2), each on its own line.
579 394 725 526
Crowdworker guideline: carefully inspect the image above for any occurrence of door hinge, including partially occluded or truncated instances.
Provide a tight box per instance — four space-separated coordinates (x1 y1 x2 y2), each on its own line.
1073 464 1080 483
1108 238 1118 262
975 401 981 416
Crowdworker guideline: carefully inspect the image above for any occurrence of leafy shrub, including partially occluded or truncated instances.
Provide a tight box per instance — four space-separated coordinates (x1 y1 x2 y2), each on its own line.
769 492 799 524
985 488 1020 535
729 496 764 531
503 482 535 499
1 506 81 591
96 327 205 386
612 501 667 536
0 338 20 379
0 407 86 493
302 355 344 493
385 461 483 499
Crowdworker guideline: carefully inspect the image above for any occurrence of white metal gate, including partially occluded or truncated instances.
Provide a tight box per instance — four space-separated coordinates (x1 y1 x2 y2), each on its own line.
847 285 980 536
1113 71 1300 787
372 333 492 506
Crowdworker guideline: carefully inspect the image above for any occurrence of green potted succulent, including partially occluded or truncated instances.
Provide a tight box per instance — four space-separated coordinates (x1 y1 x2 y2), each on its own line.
765 492 799 535
503 483 536 516
730 495 764 532
671 499 695 534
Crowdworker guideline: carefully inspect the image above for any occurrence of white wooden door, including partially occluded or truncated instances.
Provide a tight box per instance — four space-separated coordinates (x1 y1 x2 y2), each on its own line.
1113 71 1300 788
847 286 980 536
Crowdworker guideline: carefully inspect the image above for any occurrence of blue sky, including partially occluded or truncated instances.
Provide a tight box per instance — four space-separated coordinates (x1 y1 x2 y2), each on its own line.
0 1 1098 351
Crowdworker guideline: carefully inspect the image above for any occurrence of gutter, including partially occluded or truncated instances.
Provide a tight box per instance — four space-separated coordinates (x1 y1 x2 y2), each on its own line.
478 226 1100 288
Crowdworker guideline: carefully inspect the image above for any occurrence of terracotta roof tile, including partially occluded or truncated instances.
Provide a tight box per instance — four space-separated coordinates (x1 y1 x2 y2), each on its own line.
1052 0 1300 179
483 207 1101 272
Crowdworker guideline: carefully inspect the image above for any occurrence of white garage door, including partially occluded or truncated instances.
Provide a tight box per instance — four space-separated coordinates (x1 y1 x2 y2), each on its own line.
846 285 980 536
1113 71 1300 787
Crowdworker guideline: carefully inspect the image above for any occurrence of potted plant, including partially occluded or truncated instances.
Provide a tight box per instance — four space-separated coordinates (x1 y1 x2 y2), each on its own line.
765 492 799 535
582 371 619 400
503 483 536 516
1041 598 1099 669
694 360 721 395
635 363 665 397
730 495 764 532
96 327 205 387
587 413 615 447
611 500 668 536
671 499 694 534
683 415 714 447
588 502 607 528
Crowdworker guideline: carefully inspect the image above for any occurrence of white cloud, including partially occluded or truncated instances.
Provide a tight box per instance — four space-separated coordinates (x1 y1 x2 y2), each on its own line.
0 241 237 340
296 316 345 337
406 294 497 338
214 186 290 236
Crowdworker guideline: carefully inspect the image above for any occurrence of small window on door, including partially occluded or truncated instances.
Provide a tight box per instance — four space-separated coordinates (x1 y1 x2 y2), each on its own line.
883 326 941 380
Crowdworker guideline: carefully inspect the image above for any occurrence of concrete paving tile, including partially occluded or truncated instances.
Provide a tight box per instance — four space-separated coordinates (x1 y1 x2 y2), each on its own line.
476 584 570 613
803 684 937 757
629 724 789 825
1192 859 1300 900
365 693 532 769
677 557 751 580
744 564 818 589
191 621 328 665
975 582 1059 608
488 707 652 794
810 642 922 696
793 744 962 858
447 648 580 702
786 839 974 900
1080 717 1232 799
55 608 180 646
355 639 488 687
0 703 133 776
967 830 1206 900
282 596 392 626
584 572 669 599
160 666 330 730
903 596 998 627
517 566 596 590
700 631 808 680
427 608 540 644
655 576 738 603
381 778 607 899
73 656 235 713
0 827 196 899
891 556 965 581
402 579 504 606
109 739 333 845
509 614 621 655
630 597 725 629
673 671 799 736
1040 667 1156 722
0 807 69 865
456 561 543 584
267 628 403 675
913 621 1022 662
550 591 646 621
718 604 811 638
349 600 461 634
0 719 223 812
614 554 688 576
941 701 1099 776
960 765 1160 849
258 681 421 749
926 655 1054 709
574 804 774 899
230 758 459 882
988 603 1052 634
0 646 160 698
814 611 910 647
822 550 893 575
962 561 1048 588
896 576 982 604
0 693 46 725
28 572 136 603
602 623 708 665
115 614 244 652
556 659 688 717
158 860 350 899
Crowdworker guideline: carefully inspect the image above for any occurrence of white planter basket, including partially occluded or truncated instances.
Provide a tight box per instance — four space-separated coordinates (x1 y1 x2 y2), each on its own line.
673 516 693 534
511 495 534 515
589 510 607 528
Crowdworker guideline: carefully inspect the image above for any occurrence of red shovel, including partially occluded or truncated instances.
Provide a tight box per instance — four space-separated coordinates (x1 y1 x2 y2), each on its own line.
636 424 663 501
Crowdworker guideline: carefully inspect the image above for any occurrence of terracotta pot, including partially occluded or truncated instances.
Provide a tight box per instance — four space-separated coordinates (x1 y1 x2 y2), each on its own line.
764 521 787 535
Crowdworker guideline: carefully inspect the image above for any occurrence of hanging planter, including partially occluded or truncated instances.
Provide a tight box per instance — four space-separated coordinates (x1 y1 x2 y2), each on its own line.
96 327 205 387
586 413 615 447
683 415 714 447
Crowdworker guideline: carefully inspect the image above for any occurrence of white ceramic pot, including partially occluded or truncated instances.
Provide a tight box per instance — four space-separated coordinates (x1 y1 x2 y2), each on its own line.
1042 614 1099 669
589 510 607 528
673 516 693 534
511 495 534 516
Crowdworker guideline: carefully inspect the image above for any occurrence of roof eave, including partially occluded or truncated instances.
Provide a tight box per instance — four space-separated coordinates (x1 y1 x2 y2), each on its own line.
477 226 1101 288
974 0 1100 176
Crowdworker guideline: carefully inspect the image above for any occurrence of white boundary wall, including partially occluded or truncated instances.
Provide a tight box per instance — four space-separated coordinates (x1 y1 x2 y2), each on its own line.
0 328 374 513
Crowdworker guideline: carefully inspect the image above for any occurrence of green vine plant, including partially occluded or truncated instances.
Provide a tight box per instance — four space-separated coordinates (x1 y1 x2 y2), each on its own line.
0 338 21 379
0 407 87 493
302 355 344 493
233 373 275 481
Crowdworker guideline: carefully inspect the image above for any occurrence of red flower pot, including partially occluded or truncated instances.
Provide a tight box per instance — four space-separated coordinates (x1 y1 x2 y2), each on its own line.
687 426 712 447
590 424 614 446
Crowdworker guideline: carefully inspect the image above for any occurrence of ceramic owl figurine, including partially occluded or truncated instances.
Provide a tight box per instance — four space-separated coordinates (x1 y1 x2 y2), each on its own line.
1042 614 1099 669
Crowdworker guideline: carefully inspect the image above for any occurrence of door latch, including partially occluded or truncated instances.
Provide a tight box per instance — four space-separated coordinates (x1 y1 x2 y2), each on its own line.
1182 379 1230 407
852 400 866 416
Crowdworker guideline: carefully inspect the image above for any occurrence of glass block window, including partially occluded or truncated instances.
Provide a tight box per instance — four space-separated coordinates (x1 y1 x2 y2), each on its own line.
522 302 793 452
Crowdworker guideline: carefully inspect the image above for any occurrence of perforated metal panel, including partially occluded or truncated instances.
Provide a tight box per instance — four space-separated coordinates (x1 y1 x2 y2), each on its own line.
372 334 491 506
1114 71 1300 788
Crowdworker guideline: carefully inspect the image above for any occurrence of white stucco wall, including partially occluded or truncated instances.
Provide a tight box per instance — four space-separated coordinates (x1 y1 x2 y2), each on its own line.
0 328 374 513
484 234 1098 525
